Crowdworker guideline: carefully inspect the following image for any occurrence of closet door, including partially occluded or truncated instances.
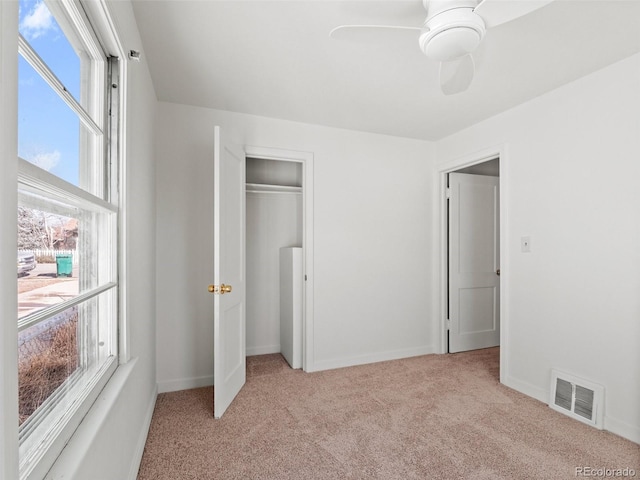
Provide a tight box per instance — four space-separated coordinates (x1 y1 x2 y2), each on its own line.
448 172 500 353
211 126 246 418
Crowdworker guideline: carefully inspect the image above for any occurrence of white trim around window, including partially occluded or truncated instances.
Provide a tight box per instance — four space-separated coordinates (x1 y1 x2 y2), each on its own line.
15 1 127 478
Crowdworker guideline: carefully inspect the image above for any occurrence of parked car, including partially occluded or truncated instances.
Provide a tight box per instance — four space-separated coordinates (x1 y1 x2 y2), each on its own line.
18 252 37 276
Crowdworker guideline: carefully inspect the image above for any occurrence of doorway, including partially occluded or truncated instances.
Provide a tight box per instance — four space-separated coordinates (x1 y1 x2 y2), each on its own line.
244 146 314 372
443 156 501 355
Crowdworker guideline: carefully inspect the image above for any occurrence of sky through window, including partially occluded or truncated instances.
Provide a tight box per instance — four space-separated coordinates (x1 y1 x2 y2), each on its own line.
18 0 82 187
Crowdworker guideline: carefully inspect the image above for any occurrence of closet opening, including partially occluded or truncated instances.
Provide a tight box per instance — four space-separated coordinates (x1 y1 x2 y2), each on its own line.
245 156 306 370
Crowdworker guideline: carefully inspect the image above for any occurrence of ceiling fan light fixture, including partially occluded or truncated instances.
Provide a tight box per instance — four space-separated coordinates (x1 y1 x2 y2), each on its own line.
423 27 481 61
419 8 485 61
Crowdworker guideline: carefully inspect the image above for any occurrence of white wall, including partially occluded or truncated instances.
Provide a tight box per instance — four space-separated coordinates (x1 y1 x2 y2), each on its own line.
436 54 640 443
155 103 437 391
44 1 158 478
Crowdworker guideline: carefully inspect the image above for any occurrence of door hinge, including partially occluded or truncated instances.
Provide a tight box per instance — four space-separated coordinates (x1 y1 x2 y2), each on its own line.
304 274 307 281
446 318 451 330
446 187 451 199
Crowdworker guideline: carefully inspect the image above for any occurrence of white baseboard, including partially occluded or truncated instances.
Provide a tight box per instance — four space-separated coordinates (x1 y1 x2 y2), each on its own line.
246 345 280 356
503 375 548 403
157 375 213 394
156 346 281 393
310 345 438 373
605 415 640 445
505 375 639 445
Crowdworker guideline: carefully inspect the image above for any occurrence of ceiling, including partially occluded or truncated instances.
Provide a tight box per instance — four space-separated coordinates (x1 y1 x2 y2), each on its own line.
130 0 640 141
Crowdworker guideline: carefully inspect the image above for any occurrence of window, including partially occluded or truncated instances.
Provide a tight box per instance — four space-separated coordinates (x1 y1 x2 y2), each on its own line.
16 1 119 478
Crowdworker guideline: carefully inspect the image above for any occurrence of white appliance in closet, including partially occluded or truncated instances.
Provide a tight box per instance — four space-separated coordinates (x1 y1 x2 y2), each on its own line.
245 157 303 365
279 247 302 369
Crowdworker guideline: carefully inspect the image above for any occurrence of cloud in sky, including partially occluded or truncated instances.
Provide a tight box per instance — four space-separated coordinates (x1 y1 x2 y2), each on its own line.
27 150 61 172
20 1 55 40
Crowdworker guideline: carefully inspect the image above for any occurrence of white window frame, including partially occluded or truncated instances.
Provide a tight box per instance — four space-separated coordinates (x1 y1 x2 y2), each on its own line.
15 1 125 479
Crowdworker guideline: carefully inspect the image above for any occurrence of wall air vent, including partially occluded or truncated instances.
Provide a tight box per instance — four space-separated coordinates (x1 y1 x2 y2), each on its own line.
549 369 604 429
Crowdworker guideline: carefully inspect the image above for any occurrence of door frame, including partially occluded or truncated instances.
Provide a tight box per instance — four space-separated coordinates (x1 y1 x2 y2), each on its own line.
244 145 315 372
437 144 508 383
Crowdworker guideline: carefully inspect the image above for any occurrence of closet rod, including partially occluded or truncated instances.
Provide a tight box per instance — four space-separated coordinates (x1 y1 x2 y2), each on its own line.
246 182 302 194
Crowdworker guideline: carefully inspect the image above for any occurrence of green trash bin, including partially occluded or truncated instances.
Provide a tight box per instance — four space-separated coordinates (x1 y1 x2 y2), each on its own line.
56 254 73 277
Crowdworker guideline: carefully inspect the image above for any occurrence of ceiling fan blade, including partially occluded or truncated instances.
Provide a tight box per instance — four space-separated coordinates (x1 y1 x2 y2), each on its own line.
474 0 554 28
440 54 474 96
329 25 421 43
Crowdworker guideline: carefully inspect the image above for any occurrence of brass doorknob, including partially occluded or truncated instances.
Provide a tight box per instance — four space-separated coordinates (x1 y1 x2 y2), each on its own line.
208 284 233 294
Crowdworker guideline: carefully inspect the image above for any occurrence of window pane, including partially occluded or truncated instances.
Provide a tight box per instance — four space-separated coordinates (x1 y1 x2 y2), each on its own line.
19 0 81 102
18 305 79 425
18 206 79 320
18 201 115 321
18 55 85 187
18 288 117 442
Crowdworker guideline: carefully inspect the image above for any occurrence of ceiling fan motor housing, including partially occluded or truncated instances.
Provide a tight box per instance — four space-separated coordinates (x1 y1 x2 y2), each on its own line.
419 6 486 62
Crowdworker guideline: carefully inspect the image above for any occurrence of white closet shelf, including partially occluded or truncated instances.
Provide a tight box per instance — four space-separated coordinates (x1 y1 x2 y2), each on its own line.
246 183 302 194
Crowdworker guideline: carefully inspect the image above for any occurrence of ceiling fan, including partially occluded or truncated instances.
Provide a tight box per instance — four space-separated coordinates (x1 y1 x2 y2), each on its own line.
330 0 553 95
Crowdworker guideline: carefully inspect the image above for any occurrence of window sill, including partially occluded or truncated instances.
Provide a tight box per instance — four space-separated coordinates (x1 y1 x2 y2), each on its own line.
42 357 143 480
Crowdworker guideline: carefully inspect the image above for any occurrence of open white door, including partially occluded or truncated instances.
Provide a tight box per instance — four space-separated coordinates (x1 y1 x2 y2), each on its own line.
448 172 500 353
211 126 246 418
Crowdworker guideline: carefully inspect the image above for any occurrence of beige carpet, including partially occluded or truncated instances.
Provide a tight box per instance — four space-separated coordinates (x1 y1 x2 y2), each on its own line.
137 348 639 479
